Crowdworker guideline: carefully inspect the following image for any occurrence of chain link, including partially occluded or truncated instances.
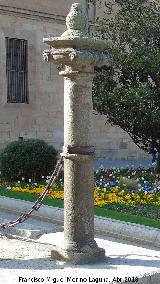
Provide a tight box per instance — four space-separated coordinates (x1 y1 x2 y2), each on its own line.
0 155 63 229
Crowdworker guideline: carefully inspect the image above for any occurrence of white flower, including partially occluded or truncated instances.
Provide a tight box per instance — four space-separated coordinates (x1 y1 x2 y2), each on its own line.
109 174 112 177
34 183 37 186
144 190 148 194
100 165 104 169
18 181 20 184
141 177 144 180
21 177 25 181
29 179 31 183
6 186 11 190
128 176 130 179
42 176 44 179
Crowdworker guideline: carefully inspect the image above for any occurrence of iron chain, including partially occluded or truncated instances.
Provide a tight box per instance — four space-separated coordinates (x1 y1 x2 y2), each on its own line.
0 155 63 229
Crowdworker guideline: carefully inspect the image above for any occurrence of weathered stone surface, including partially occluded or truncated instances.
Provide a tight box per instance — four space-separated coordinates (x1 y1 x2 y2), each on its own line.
61 2 88 38
43 3 111 263
1 228 160 283
0 0 150 161
51 245 105 264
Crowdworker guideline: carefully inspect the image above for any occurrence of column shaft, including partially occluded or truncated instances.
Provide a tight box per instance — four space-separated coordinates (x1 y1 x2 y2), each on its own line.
64 72 93 146
63 71 95 251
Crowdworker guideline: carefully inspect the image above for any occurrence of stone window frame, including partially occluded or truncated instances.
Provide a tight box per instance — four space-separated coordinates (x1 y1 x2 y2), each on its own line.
6 37 29 104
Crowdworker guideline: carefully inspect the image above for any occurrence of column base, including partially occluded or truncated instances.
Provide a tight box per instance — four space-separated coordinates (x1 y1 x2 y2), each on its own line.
51 245 105 264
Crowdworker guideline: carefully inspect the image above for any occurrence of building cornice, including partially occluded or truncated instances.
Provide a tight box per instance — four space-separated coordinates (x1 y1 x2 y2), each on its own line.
0 4 66 23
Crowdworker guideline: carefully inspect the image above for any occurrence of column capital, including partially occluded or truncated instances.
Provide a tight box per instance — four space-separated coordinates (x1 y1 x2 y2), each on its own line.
43 2 112 70
43 47 111 71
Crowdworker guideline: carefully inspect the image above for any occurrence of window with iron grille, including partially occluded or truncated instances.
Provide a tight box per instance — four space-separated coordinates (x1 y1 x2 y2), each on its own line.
6 37 28 103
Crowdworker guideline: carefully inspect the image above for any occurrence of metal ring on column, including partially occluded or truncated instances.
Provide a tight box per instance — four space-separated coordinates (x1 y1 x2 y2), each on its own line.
61 145 95 161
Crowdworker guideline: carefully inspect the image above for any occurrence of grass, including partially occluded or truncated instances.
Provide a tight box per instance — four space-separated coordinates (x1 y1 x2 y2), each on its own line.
102 203 159 220
94 207 160 229
0 187 159 229
0 187 64 208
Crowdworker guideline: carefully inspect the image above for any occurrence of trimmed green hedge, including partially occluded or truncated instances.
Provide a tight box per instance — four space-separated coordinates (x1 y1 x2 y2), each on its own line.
0 139 57 181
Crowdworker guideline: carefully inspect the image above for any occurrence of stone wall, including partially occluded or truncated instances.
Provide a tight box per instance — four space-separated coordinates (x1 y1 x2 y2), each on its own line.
0 0 150 160
0 0 87 17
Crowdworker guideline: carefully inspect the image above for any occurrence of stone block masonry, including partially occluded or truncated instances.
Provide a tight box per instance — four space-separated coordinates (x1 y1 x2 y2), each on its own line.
0 0 150 161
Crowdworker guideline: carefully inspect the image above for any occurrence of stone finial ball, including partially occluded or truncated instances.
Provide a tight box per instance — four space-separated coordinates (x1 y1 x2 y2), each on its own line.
66 3 87 31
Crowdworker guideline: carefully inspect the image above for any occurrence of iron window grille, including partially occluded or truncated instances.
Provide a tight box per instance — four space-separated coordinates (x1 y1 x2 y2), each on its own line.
6 37 28 103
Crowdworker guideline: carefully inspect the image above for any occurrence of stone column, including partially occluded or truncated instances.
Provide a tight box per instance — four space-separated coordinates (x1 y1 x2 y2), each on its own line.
62 68 97 252
43 3 112 264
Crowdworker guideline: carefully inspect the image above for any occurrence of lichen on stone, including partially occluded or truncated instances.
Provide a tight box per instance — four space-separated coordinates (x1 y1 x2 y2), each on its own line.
61 3 89 39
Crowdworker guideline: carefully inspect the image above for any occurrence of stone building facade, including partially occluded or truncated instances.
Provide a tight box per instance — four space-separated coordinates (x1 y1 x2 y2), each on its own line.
0 0 149 160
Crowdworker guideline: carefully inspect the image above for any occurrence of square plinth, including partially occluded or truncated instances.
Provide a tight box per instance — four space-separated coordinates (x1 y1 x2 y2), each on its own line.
51 246 105 264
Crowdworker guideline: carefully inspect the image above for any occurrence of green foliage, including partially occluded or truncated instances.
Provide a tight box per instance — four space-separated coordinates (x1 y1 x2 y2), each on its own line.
0 139 57 181
119 176 138 192
95 206 160 226
0 187 64 208
92 0 160 158
0 187 158 228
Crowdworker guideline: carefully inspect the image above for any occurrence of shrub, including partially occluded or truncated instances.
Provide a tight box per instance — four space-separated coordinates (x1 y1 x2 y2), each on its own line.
0 139 57 181
119 176 138 192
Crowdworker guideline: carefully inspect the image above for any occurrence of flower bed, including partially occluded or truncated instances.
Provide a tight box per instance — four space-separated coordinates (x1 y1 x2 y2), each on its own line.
0 167 160 221
93 167 160 220
94 167 160 205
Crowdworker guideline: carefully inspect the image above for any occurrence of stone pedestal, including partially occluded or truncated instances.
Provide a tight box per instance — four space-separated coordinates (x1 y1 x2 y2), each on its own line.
43 3 112 264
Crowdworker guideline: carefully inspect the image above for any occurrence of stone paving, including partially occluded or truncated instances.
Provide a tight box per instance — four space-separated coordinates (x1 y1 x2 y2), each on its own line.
1 199 159 249
0 211 160 284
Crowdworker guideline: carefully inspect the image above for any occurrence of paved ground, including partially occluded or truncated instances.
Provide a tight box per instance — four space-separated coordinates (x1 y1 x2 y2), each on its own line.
0 210 63 239
1 200 159 248
0 211 160 284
